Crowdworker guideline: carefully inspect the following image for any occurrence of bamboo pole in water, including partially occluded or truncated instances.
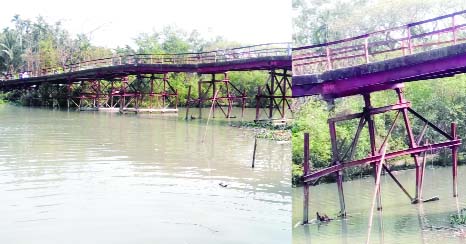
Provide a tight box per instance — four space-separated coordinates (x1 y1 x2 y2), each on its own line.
202 90 219 143
419 140 428 201
366 143 388 244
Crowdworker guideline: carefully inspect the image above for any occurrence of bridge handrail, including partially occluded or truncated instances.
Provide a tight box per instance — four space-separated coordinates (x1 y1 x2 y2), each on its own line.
3 42 292 80
293 10 466 75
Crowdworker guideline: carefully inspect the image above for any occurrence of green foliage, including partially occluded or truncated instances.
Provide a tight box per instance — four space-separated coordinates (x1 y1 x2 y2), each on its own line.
293 0 466 46
291 97 331 169
450 208 466 226
292 164 304 186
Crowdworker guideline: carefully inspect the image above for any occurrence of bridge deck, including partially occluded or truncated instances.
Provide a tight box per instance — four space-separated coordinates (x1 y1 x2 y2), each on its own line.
1 56 291 88
292 10 466 98
292 43 466 98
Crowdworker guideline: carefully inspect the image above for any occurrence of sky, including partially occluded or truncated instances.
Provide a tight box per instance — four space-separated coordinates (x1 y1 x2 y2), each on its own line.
0 0 292 48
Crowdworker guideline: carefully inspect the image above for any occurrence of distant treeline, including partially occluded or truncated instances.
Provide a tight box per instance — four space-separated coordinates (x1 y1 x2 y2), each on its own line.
0 15 271 106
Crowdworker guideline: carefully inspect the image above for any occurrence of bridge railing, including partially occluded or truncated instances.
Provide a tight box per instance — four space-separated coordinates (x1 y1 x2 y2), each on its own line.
293 10 466 75
3 42 291 80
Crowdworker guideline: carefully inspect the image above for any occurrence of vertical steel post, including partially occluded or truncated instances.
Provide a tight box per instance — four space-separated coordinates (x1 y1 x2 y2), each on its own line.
185 85 192 120
396 88 421 201
269 71 275 119
281 70 287 121
96 80 101 109
163 73 168 109
255 86 261 121
110 80 114 108
212 74 216 118
79 81 84 109
198 79 202 119
175 89 179 110
67 81 72 109
241 88 246 120
150 76 154 109
451 122 458 197
224 73 232 118
364 93 382 210
329 121 346 216
303 132 310 224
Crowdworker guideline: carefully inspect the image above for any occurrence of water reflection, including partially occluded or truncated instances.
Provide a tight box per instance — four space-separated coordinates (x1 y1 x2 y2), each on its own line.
0 105 291 244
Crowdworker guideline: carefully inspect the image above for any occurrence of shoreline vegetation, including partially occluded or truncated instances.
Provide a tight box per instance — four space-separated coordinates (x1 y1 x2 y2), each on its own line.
231 121 292 141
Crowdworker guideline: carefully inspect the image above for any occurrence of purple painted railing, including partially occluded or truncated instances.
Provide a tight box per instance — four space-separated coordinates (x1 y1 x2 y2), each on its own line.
293 10 466 75
6 42 291 79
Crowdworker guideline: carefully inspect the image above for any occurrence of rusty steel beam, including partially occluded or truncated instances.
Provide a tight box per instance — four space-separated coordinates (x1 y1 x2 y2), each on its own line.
304 139 461 182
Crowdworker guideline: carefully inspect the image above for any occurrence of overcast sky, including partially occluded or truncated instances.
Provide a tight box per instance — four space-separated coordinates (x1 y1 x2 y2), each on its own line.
0 0 292 48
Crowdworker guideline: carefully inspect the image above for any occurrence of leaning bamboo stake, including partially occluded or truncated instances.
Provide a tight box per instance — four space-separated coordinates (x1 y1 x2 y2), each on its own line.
419 140 429 200
202 90 219 143
366 143 388 244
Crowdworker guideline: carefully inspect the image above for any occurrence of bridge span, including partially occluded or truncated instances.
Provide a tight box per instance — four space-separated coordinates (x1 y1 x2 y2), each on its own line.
1 43 292 121
293 10 466 223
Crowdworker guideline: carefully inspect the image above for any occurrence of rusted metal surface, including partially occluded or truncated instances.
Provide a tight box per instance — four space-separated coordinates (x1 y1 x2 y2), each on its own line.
186 73 246 119
292 10 466 98
302 89 461 217
1 43 292 88
303 133 310 224
293 10 466 75
255 69 293 122
0 43 293 120
297 11 464 223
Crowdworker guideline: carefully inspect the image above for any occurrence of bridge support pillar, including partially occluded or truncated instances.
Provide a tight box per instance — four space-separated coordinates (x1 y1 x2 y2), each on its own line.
451 123 458 197
329 120 347 215
74 80 108 111
192 72 246 119
119 73 178 114
303 132 310 224
255 69 292 123
303 87 461 219
67 81 72 109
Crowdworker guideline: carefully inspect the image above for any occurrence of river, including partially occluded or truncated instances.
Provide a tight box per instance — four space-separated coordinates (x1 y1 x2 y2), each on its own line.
293 165 466 243
0 105 291 244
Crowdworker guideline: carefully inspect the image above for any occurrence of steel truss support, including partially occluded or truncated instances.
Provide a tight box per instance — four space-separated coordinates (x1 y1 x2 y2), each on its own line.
118 73 179 114
255 69 293 122
73 79 111 110
68 73 179 113
188 72 246 119
69 78 124 109
302 87 461 220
